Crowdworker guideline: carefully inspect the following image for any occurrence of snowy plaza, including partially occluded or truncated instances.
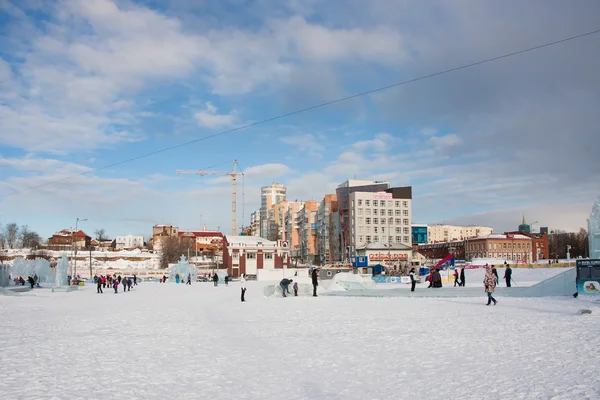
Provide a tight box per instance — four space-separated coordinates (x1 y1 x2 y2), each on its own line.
1 269 599 400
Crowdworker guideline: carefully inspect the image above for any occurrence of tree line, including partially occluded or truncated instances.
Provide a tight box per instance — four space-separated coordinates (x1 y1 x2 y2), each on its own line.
548 228 589 259
0 223 43 249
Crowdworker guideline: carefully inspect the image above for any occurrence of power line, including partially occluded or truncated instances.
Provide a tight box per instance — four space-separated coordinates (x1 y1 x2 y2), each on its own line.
2 27 599 199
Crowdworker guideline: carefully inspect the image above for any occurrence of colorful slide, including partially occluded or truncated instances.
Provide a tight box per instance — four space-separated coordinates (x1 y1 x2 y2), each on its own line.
435 254 455 269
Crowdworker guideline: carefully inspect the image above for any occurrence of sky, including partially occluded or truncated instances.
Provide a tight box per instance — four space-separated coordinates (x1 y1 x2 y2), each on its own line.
0 0 599 240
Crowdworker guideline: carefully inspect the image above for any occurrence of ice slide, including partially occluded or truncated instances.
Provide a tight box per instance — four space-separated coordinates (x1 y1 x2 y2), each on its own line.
434 254 454 269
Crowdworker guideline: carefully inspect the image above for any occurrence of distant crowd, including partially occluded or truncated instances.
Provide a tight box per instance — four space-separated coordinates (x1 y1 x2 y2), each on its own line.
93 274 139 294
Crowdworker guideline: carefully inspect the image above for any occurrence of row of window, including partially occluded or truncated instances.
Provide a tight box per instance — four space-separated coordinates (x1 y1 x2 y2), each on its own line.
358 236 410 244
355 217 411 226
232 252 274 260
356 226 410 234
468 242 531 250
357 199 409 208
357 208 409 217
471 253 530 261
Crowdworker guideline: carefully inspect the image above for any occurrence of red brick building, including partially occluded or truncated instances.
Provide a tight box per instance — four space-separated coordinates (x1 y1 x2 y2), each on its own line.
47 229 91 250
223 235 291 277
418 240 466 260
505 231 549 262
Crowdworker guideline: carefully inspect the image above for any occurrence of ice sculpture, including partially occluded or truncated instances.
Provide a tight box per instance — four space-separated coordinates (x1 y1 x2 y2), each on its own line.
589 196 600 259
0 264 9 287
7 258 54 285
168 255 198 283
55 253 70 287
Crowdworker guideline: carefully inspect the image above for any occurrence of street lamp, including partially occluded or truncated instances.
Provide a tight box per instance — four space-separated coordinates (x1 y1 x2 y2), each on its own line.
72 217 88 281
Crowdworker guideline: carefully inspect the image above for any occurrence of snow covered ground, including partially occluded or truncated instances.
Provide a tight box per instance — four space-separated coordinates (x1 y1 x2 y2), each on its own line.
1 280 599 400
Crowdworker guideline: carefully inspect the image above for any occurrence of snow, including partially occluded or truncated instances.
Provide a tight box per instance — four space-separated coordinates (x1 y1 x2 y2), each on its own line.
1 275 600 399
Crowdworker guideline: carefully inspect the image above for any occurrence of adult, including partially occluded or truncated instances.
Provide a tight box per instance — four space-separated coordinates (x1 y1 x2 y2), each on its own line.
224 275 229 286
187 273 192 285
432 269 442 288
27 276 35 289
311 268 319 297
280 278 293 297
504 264 512 288
97 276 103 294
492 266 499 286
212 273 219 287
409 268 416 292
460 267 466 287
162 275 167 283
133 274 138 286
240 274 247 302
484 266 498 306
453 268 459 287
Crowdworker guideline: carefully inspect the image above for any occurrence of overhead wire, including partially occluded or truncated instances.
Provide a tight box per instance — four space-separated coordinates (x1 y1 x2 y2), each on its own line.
1 27 599 199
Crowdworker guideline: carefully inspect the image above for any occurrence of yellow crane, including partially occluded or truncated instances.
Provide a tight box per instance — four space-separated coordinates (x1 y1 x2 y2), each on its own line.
176 160 243 235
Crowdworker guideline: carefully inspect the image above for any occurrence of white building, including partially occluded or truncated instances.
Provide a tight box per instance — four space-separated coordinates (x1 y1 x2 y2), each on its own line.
427 225 494 243
349 190 413 252
115 235 144 250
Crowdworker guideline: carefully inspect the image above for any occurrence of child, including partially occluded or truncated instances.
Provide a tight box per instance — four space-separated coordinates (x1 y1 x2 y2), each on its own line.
113 279 119 294
293 281 299 297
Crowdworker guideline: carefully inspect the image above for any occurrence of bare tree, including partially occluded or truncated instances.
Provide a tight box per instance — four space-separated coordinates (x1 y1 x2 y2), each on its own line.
94 228 109 241
0 224 6 249
159 236 187 269
5 223 19 249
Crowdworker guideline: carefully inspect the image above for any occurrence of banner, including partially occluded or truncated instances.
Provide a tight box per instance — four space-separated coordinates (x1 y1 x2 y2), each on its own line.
576 259 600 296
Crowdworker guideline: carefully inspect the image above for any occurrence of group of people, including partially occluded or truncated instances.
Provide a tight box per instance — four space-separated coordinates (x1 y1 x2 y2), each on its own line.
93 274 138 294
278 268 319 298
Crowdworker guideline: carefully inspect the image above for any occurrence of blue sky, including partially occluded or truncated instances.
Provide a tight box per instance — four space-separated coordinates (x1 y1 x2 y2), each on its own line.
1 0 599 240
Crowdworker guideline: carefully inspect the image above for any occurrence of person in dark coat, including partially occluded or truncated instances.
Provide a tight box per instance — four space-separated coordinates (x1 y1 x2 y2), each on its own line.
280 278 293 297
492 266 499 286
409 268 416 292
213 273 219 287
460 267 466 287
187 273 192 285
126 278 132 291
240 274 247 302
97 277 103 294
432 269 442 288
133 274 138 285
117 275 122 284
224 275 229 286
27 276 35 289
311 268 319 297
504 264 512 287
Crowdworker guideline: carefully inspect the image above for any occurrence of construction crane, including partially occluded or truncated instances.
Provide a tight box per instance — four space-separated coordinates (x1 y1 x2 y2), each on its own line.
176 160 244 236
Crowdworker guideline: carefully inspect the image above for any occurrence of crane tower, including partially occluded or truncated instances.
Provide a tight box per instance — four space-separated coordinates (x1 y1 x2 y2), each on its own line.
176 160 243 235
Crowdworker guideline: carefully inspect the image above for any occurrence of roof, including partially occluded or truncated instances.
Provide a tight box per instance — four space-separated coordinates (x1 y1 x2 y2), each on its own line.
471 233 531 240
178 231 224 238
225 235 277 246
356 242 413 251
52 229 89 238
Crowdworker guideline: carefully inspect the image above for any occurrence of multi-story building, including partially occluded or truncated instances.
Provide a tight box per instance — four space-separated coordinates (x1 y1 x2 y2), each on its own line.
115 235 144 250
178 227 224 254
505 230 550 262
296 200 318 264
427 225 494 243
465 233 532 263
250 210 261 237
316 194 338 265
223 235 291 278
284 201 305 250
260 183 286 239
348 189 413 255
152 224 179 251
47 229 91 251
336 179 391 261
418 240 466 260
329 211 343 263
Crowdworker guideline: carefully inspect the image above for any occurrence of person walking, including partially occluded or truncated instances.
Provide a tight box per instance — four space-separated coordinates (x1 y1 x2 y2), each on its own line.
113 279 119 294
460 267 466 287
453 268 459 287
311 268 319 297
492 266 499 286
133 274 138 286
240 274 247 302
97 276 103 294
409 268 416 292
213 273 219 287
187 273 192 285
122 277 128 292
484 265 498 306
504 264 512 288
280 278 293 297
293 281 299 296
126 278 132 292
225 275 229 286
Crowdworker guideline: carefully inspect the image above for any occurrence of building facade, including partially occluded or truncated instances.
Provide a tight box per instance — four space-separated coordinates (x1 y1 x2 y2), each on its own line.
505 231 550 262
296 201 318 264
47 229 91 250
465 233 533 262
152 224 179 251
418 240 466 260
316 194 338 265
260 183 287 239
336 180 391 262
354 242 413 273
250 210 261 237
115 235 144 250
223 235 290 277
427 225 494 243
348 189 412 257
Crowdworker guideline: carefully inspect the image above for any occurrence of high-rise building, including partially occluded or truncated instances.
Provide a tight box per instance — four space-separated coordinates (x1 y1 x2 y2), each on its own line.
296 201 318 264
260 183 286 239
284 201 305 250
336 179 390 261
250 209 261 237
316 194 338 264
349 188 413 253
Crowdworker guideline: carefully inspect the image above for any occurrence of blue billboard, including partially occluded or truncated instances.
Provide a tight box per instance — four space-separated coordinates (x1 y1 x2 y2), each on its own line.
576 259 600 296
412 225 428 244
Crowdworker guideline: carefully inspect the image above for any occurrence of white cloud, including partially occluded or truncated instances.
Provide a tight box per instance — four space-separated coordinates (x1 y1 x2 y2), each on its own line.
280 133 324 155
194 102 238 129
352 132 395 152
429 133 462 149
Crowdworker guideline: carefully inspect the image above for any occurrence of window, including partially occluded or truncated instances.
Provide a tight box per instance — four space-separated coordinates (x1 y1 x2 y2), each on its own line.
388 217 394 225
359 226 364 233
359 236 364 243
403 227 409 234
403 219 409 225
351 200 354 208
404 236 409 243
358 199 363 206
374 227 378 233
395 218 401 225
488 243 492 250
388 201 393 207
373 200 378 207
388 210 393 216
366 209 372 216
380 209 386 215
395 210 401 216
233 252 239 259
373 217 379 224
366 218 371 224
373 209 378 216
395 201 400 207
373 236 379 242
366 226 371 233
395 227 401 234
366 236 371 243
403 210 409 216
381 227 386 234
365 200 370 206
388 236 393 243
494 243 497 249
358 217 364 224
503 243 507 249
403 201 408 208
396 236 402 243
358 208 364 215
246 252 256 259
264 252 273 259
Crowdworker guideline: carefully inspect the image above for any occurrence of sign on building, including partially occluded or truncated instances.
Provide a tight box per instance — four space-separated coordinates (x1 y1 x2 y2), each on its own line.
372 192 393 200
576 259 600 296
368 253 409 261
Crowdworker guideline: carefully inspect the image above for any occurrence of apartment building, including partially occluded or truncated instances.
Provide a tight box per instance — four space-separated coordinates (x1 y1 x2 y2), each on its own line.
316 194 338 264
465 233 532 263
260 183 286 239
296 200 318 264
427 225 493 243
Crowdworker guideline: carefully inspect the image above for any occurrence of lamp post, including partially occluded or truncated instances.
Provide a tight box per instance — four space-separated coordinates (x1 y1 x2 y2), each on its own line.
72 217 88 281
